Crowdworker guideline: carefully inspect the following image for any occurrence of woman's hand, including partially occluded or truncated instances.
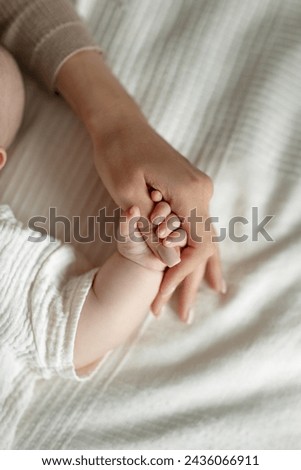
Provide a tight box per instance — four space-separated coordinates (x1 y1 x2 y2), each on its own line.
92 115 225 321
55 51 226 322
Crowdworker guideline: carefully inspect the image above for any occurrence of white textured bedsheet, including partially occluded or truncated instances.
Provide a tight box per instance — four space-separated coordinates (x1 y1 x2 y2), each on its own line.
1 0 301 449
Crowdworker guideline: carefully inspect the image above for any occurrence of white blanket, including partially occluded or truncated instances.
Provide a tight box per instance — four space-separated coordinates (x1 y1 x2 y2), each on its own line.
1 0 301 449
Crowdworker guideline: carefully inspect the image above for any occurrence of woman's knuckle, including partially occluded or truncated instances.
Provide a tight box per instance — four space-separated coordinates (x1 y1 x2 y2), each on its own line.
190 171 214 199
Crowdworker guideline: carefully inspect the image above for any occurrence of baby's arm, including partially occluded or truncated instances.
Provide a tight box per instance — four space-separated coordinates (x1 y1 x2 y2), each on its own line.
74 197 186 375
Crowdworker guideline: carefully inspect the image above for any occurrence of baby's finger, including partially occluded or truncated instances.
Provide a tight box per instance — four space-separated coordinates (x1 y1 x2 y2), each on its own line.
150 201 171 225
156 213 181 239
119 206 140 238
163 228 187 248
137 216 181 267
150 189 163 202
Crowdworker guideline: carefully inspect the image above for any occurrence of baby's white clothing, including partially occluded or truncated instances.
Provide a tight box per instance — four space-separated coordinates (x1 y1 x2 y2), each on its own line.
0 204 97 448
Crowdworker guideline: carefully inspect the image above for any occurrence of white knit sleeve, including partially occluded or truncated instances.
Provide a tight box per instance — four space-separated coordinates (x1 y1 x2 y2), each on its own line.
0 205 99 381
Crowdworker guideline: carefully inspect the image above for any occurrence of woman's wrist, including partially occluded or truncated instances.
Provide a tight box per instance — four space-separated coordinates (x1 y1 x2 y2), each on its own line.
54 49 145 141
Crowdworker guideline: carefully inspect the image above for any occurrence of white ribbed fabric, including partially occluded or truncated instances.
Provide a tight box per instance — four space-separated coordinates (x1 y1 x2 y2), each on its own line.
0 205 98 448
1 0 301 450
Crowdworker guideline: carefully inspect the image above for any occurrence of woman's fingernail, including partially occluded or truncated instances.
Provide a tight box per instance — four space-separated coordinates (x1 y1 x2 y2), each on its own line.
220 279 227 294
151 190 163 202
152 304 166 318
186 308 195 325
152 215 165 225
152 307 160 317
159 305 166 317
157 226 167 238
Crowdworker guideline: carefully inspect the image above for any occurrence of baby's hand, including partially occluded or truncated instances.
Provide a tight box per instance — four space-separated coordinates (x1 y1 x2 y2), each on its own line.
117 191 187 272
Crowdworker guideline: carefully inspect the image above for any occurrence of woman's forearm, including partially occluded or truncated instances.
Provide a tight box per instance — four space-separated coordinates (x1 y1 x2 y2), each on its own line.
74 252 163 372
55 50 144 140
